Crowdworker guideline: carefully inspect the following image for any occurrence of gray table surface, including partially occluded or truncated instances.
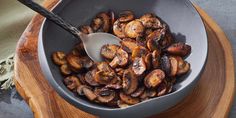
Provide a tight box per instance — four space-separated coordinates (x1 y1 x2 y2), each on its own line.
0 0 235 118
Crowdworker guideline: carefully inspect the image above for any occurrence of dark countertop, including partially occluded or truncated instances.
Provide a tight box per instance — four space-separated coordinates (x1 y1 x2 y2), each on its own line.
0 0 235 118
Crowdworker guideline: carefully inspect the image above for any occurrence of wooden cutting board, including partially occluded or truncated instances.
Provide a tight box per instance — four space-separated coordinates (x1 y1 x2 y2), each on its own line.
14 0 235 118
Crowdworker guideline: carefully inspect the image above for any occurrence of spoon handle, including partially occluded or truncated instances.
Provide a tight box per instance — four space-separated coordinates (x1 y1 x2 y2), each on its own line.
18 0 81 39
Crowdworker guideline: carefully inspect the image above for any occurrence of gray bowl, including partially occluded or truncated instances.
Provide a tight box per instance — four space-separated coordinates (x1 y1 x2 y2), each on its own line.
38 0 208 117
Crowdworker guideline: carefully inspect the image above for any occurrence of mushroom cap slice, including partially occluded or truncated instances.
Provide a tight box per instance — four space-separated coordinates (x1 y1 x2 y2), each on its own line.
169 56 178 77
117 100 130 108
132 57 146 76
85 69 100 87
144 69 165 88
118 10 135 22
156 81 168 97
80 57 94 69
95 12 111 32
113 20 127 38
119 92 140 105
120 38 139 53
109 48 129 68
131 86 145 98
77 85 92 95
64 76 81 91
144 53 153 70
125 20 145 38
83 87 97 101
146 30 163 51
152 50 161 69
166 42 191 57
94 70 117 85
91 17 103 32
97 62 113 72
139 13 162 29
160 55 171 75
60 64 72 75
94 88 116 103
66 54 83 72
175 56 191 75
131 46 148 60
101 44 120 60
52 51 66 65
122 69 138 94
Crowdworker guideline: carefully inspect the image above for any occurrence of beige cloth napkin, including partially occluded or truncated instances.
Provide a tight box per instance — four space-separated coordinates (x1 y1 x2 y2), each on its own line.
0 0 43 89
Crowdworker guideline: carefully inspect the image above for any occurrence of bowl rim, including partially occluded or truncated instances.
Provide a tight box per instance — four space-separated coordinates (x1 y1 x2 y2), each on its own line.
38 0 208 112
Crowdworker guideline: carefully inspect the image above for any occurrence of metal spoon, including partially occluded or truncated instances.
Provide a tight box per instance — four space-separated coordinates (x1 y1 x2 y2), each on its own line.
18 0 121 62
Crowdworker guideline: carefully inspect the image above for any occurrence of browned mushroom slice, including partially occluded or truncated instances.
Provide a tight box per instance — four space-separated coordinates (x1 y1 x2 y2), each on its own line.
79 25 93 34
64 76 81 91
83 87 97 101
139 90 149 101
80 57 94 69
122 69 138 94
169 56 178 77
144 69 165 88
159 28 174 48
120 38 138 53
117 100 130 108
125 20 145 38
52 51 66 65
94 88 116 103
131 86 145 98
113 20 127 38
175 56 191 75
91 17 103 32
97 12 110 32
66 54 83 72
166 42 191 57
94 70 117 85
109 48 128 68
85 69 100 86
156 81 168 96
105 82 122 89
152 50 161 69
115 68 125 77
132 57 146 76
144 53 152 70
131 46 148 60
118 10 135 22
160 55 171 75
119 92 140 105
101 44 120 60
77 85 92 95
146 30 163 51
165 80 173 94
97 62 113 72
139 13 162 29
146 89 157 98
77 74 86 85
60 64 72 75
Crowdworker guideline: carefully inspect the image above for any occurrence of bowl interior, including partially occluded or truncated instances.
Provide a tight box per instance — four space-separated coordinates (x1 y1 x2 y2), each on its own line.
40 0 207 110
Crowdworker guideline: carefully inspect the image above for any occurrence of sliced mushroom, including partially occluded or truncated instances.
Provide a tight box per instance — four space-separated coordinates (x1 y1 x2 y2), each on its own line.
97 12 110 32
77 74 86 85
79 25 93 34
139 13 162 29
60 64 72 75
146 30 163 51
156 81 168 97
118 10 134 22
132 57 146 76
101 44 120 60
144 53 152 70
120 38 138 53
113 20 127 38
117 100 130 108
105 82 122 89
109 48 129 68
122 69 138 94
131 46 148 60
131 86 145 98
125 20 145 38
77 85 92 95
169 56 178 77
52 51 66 65
166 42 191 57
94 88 116 103
140 90 149 101
64 76 81 91
159 28 173 48
94 70 117 85
91 17 103 32
83 87 97 101
160 55 171 75
146 89 157 98
85 69 100 86
144 69 165 88
109 10 116 27
119 92 140 105
97 62 113 72
152 50 161 69
175 56 191 75
115 68 125 77
66 54 83 72
80 57 94 69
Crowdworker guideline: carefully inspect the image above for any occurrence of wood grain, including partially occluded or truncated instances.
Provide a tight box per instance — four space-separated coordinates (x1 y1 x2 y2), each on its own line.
14 0 235 118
